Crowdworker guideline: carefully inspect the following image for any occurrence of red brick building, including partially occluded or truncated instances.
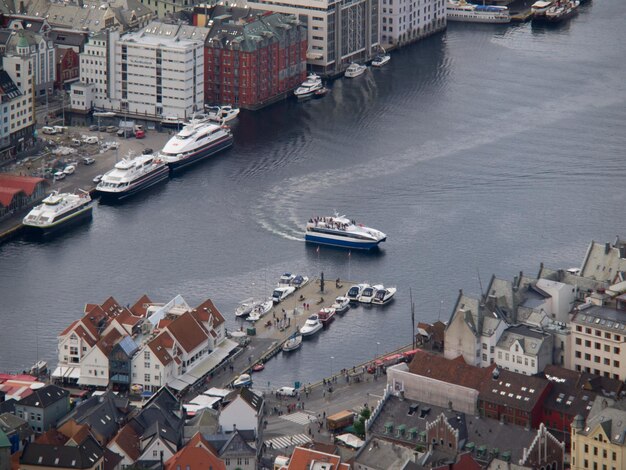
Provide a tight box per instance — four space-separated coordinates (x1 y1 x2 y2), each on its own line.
197 5 307 110
55 48 80 90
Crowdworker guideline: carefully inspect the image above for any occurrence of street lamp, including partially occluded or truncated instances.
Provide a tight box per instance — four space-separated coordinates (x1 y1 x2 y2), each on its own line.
330 356 334 379
376 342 380 360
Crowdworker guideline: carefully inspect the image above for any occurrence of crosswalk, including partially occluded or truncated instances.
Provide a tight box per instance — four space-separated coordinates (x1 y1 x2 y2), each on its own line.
265 433 312 450
280 412 317 426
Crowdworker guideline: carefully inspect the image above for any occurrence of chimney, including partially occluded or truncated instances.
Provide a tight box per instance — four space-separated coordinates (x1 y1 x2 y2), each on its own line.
605 242 611 255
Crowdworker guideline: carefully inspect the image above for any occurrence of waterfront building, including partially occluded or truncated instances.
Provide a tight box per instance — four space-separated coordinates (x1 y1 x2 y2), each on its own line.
0 175 46 220
571 401 626 470
0 67 35 160
494 324 553 376
199 5 307 110
380 0 446 49
14 385 69 434
243 0 380 75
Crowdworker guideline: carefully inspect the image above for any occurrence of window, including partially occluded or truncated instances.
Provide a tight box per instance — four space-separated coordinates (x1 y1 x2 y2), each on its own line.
576 338 582 345
144 374 150 382
614 347 620 354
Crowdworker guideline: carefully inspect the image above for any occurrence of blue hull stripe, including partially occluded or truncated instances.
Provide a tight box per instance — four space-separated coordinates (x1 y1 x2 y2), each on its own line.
305 234 381 250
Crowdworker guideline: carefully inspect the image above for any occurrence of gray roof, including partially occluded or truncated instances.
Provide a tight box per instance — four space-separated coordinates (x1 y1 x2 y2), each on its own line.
131 387 182 447
20 435 103 468
0 412 33 441
496 324 551 357
238 388 263 413
571 304 626 333
353 437 414 470
183 408 219 441
58 392 130 442
580 237 626 282
583 402 626 445
117 335 139 357
18 385 68 409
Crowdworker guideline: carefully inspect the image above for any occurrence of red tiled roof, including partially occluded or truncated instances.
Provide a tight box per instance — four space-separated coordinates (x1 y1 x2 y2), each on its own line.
36 429 68 446
287 447 342 470
109 424 141 462
193 299 225 327
58 420 91 445
0 174 45 195
84 303 99 313
165 312 208 354
74 324 97 347
164 446 226 470
59 319 79 337
186 433 221 460
130 295 152 317
479 369 550 412
408 351 494 391
0 186 22 207
157 319 173 329
115 310 142 330
148 332 175 366
100 296 122 316
96 329 123 355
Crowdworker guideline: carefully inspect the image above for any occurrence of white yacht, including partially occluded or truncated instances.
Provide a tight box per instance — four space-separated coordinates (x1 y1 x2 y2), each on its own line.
372 286 397 305
344 63 367 78
235 298 255 318
291 275 309 289
23 190 93 235
531 0 554 18
447 0 511 23
372 54 391 67
247 299 273 322
272 286 296 304
347 284 369 302
331 296 350 314
205 105 240 124
279 273 296 285
294 74 323 99
300 314 323 337
359 284 383 304
282 334 303 352
159 120 233 172
96 154 169 202
305 214 387 250
232 374 252 388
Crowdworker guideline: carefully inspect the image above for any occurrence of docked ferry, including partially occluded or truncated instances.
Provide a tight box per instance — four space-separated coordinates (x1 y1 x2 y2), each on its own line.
159 120 233 172
96 154 169 202
305 214 387 250
447 0 511 23
23 190 92 235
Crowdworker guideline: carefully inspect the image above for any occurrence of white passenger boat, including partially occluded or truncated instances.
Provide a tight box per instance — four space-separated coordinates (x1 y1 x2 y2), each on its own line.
359 284 383 304
447 0 511 23
305 214 387 250
331 296 350 314
294 74 323 99
272 286 296 304
300 314 323 337
247 299 273 322
205 105 240 124
344 63 367 78
158 120 233 172
282 334 303 352
372 286 397 305
96 154 169 202
346 284 369 302
372 54 391 67
23 190 93 235
235 298 255 318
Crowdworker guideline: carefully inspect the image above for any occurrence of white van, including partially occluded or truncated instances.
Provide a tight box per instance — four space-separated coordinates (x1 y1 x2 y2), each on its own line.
41 126 57 135
82 136 99 145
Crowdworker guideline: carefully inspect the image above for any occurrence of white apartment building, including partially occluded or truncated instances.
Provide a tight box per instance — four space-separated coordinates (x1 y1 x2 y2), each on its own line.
380 0 446 48
495 324 553 376
71 23 205 119
244 0 380 74
3 29 55 98
0 66 34 159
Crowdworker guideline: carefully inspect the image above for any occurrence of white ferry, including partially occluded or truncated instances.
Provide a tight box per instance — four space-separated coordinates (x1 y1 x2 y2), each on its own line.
447 0 511 23
23 190 92 235
305 214 387 250
96 154 169 202
159 120 233 172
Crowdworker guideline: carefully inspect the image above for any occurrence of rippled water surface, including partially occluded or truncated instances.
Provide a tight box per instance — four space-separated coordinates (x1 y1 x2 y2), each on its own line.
2 2 626 387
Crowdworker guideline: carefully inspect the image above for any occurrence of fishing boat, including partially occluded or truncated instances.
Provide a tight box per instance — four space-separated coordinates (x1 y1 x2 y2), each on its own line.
282 334 303 352
305 214 387 250
318 307 336 326
22 190 93 235
331 296 350 314
372 286 397 305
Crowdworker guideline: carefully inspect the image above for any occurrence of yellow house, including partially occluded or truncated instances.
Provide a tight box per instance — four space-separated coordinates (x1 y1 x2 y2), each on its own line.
571 402 626 470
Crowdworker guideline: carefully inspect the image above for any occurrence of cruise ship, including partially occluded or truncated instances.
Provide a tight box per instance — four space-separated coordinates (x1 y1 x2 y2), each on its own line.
96 154 169 202
159 120 233 172
23 191 93 235
447 0 511 23
305 215 387 250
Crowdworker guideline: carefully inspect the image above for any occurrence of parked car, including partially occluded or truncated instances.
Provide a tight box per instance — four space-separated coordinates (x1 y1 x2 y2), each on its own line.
41 126 57 135
106 126 118 133
83 136 99 145
117 129 132 138
63 165 76 175
142 148 153 155
71 139 82 147
276 387 297 397
82 157 95 165
54 171 66 180
89 125 98 131
92 174 103 184
135 129 145 139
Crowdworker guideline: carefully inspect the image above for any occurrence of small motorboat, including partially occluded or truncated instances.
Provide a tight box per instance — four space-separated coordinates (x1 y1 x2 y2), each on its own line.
372 286 397 305
347 284 369 302
331 296 350 314
29 360 48 376
372 54 391 67
252 363 265 372
282 334 303 352
300 314 323 337
314 86 329 98
205 105 240 124
247 299 273 322
279 273 296 285
233 373 252 388
272 286 296 304
344 63 367 78
358 285 380 304
291 275 309 289
318 307 336 326
235 298 255 318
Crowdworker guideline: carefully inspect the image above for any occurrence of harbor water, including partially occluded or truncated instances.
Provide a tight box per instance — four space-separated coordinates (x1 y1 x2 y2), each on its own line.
1 1 626 389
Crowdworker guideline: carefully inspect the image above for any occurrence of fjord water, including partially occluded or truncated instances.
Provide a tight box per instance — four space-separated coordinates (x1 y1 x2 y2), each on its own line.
2 2 626 389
